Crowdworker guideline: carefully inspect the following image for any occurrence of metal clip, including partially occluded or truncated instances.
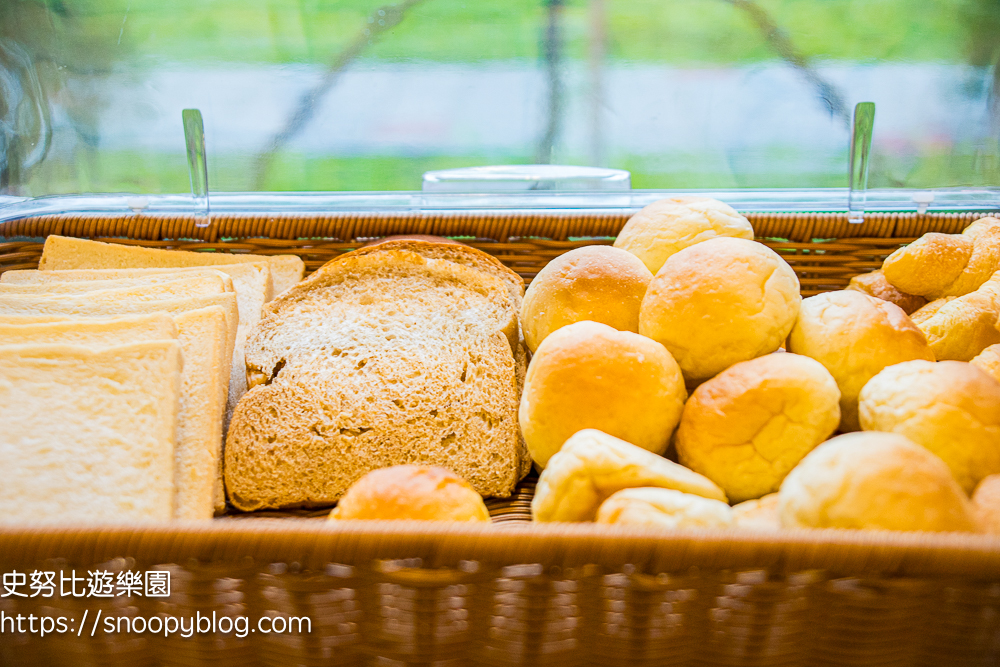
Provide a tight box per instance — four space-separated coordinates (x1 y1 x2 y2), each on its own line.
848 101 875 224
182 109 210 228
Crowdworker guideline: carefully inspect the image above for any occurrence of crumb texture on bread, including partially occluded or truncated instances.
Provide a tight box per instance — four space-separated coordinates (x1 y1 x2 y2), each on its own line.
226 250 523 510
0 342 182 523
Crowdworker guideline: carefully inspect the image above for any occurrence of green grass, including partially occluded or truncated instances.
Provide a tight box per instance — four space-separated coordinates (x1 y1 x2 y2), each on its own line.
20 0 998 67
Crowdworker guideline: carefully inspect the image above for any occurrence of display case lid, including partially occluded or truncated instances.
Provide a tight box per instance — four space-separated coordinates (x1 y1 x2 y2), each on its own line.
1 0 998 214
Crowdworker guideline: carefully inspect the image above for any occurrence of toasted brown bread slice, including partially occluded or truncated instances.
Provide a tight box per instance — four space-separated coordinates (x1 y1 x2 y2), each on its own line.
226 250 522 510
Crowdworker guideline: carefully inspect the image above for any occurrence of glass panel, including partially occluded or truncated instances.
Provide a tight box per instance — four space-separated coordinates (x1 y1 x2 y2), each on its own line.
1 0 998 197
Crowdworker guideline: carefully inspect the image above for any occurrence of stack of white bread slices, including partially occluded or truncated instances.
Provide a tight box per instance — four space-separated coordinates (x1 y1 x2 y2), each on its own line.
0 236 304 523
225 240 531 510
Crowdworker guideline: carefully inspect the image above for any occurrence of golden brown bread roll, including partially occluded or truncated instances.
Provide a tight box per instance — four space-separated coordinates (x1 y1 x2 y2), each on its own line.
906 274 1000 361
778 432 978 533
732 493 781 530
971 344 1000 383
846 270 926 314
520 246 653 353
787 290 934 432
858 360 1000 493
639 237 800 383
882 217 1000 298
595 487 733 529
519 321 686 468
676 353 840 503
328 465 490 521
972 474 1000 534
613 196 753 274
532 429 726 522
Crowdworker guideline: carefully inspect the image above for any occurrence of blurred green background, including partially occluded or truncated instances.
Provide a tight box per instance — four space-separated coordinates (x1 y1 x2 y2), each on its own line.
1 0 999 195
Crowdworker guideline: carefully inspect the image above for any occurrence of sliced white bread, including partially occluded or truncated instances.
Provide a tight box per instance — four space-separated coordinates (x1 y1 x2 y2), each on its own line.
5 264 274 421
0 341 182 523
0 273 231 301
0 272 234 295
38 235 303 295
227 250 521 510
0 313 178 344
0 309 228 520
0 293 237 514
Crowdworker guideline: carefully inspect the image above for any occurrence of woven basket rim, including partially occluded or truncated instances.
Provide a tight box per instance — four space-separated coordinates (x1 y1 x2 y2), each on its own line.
2 522 999 577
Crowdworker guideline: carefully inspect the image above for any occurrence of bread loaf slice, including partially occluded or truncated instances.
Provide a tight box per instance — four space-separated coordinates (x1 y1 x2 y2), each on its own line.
0 313 178 344
0 273 231 300
0 307 230 520
38 235 303 295
227 250 521 510
336 240 532 477
0 272 234 295
6 263 274 422
0 341 182 523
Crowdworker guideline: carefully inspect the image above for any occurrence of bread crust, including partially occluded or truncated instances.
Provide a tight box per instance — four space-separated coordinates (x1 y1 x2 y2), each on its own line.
329 465 490 521
787 290 934 432
846 270 926 314
228 250 522 510
520 246 652 353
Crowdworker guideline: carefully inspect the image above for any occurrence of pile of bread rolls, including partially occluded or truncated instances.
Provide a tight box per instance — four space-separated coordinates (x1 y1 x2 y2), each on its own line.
333 199 1000 535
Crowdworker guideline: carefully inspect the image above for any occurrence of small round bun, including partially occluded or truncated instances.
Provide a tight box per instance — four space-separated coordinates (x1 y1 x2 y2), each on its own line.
521 246 653 353
676 353 840 503
519 322 686 468
846 270 926 314
732 493 781 530
639 237 800 382
329 465 490 521
858 360 1000 493
614 196 753 274
787 290 934 432
778 432 977 533
532 429 726 522
971 344 1000 383
972 474 1000 534
596 487 733 529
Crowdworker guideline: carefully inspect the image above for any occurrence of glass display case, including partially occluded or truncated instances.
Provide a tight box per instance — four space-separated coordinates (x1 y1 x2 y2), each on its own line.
1 3 999 666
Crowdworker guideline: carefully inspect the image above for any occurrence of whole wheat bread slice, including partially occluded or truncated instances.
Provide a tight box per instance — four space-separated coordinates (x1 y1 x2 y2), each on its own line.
336 240 532 477
38 235 302 295
226 250 522 510
0 341 182 523
0 307 231 520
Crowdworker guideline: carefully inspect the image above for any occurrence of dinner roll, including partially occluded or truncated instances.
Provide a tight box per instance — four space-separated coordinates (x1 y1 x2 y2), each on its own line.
882 218 1000 298
787 290 934 432
676 353 840 503
778 432 977 532
971 344 1000 383
858 360 1000 493
328 465 490 521
907 274 1000 361
639 237 800 383
613 196 753 274
532 429 726 522
732 493 781 530
595 488 733 529
520 246 653 353
846 270 926 314
972 474 1000 534
519 321 686 468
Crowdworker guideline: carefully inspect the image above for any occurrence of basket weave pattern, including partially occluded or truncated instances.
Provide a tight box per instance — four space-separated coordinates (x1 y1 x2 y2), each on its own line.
1 211 999 666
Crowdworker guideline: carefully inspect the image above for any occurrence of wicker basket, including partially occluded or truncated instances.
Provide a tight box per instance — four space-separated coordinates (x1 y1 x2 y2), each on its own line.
1 209 999 667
